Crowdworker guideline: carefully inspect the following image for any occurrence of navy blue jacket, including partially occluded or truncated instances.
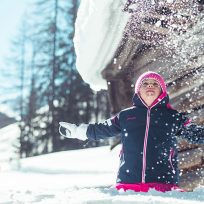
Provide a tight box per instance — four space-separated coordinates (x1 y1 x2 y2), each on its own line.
87 94 204 185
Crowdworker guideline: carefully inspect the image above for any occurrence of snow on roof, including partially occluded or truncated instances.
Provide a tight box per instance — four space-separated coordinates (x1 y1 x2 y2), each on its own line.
74 0 130 90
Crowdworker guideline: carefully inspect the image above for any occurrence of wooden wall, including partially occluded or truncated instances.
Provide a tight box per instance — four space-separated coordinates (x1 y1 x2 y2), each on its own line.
102 0 204 190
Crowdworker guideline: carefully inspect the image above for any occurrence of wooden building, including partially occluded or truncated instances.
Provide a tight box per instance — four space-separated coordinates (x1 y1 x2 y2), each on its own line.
101 0 204 191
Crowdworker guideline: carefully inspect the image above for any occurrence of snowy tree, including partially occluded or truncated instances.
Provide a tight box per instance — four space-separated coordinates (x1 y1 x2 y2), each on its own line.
8 0 110 156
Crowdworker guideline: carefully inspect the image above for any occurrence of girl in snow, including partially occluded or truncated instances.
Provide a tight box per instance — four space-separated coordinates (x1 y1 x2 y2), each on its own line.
59 71 204 192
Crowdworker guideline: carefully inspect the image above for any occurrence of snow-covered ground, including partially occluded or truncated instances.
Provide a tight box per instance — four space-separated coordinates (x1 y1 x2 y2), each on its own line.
0 145 204 204
0 123 20 172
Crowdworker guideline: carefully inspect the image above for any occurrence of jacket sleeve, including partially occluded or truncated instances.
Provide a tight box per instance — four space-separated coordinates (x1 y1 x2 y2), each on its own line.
178 113 204 144
86 115 121 141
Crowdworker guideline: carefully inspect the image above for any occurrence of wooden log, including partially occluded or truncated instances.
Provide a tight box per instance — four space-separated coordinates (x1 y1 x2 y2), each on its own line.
179 167 204 191
178 146 204 170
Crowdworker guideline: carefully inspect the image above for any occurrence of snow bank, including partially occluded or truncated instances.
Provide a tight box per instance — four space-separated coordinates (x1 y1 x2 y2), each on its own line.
60 186 204 204
74 0 130 90
0 123 20 171
0 146 204 203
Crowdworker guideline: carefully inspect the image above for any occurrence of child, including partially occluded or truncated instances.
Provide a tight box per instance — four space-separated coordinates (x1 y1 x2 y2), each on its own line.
59 71 204 192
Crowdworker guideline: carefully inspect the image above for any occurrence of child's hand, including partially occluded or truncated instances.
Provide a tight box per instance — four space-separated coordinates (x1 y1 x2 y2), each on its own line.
59 122 88 141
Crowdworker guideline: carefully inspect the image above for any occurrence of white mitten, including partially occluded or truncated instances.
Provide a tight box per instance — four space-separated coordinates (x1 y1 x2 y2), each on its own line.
59 122 88 141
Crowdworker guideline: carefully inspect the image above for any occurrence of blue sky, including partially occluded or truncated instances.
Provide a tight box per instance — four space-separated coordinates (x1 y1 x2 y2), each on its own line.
0 0 29 114
0 0 28 69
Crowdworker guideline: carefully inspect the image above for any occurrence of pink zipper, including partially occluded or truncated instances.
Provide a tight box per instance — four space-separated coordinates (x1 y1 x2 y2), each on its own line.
142 108 151 183
119 146 123 158
138 94 161 183
169 148 176 174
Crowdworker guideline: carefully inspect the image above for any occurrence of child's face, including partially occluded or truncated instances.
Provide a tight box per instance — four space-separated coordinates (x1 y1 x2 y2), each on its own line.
139 79 162 106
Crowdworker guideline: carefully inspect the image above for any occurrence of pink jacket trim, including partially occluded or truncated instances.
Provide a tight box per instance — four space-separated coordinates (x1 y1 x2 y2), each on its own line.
150 92 167 108
115 183 186 193
183 119 192 127
166 103 174 109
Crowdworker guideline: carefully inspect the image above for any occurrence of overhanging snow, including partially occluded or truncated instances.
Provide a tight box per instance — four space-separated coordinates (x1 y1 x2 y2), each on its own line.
74 0 130 90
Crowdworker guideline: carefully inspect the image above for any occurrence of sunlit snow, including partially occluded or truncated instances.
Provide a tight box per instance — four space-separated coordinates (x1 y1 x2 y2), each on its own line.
0 131 204 204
